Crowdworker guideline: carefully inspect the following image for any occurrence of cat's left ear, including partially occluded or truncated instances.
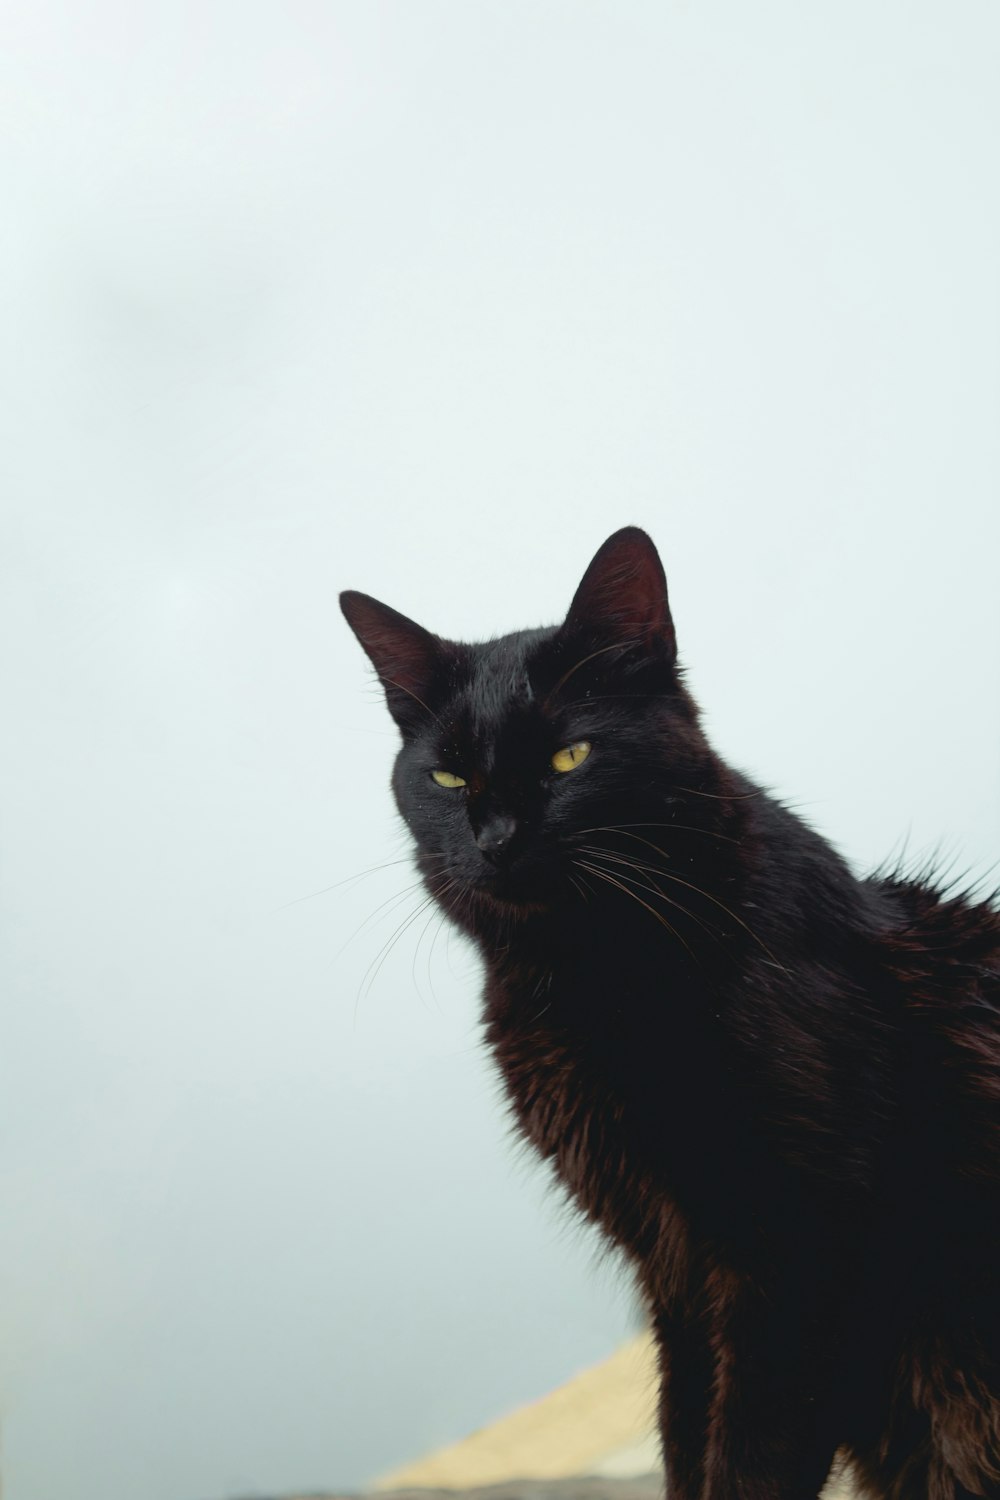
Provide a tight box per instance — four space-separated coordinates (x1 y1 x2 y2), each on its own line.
561 527 677 664
340 590 449 735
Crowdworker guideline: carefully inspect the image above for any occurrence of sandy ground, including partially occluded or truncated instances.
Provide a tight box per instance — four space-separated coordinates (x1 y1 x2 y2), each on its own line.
371 1334 857 1500
375 1338 659 1489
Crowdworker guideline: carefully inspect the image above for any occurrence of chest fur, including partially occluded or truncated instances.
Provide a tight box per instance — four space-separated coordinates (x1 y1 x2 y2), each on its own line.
481 962 710 1268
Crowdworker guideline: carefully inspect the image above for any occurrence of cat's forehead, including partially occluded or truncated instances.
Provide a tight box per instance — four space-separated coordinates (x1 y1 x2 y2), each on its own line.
448 631 552 744
461 640 531 722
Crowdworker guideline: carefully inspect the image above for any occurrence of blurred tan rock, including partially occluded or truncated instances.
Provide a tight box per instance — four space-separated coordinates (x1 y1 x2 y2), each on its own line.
374 1332 859 1497
376 1336 659 1488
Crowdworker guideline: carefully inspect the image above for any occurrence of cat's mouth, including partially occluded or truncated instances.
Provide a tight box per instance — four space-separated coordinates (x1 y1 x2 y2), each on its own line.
449 861 555 915
420 850 559 916
474 848 579 914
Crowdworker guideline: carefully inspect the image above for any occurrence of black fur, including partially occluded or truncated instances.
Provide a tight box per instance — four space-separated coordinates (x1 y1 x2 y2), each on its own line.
341 528 1000 1500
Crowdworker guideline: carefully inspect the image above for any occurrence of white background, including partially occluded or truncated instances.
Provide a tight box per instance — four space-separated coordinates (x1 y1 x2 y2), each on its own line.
2 3 999 1498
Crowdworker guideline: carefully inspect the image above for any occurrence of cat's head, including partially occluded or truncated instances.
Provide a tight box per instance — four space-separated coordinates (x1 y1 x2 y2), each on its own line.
341 528 714 917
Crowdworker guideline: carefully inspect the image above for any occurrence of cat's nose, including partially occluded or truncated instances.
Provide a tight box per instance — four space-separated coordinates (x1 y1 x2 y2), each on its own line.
476 814 518 863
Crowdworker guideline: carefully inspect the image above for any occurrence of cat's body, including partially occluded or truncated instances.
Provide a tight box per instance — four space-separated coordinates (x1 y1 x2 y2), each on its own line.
341 529 1000 1500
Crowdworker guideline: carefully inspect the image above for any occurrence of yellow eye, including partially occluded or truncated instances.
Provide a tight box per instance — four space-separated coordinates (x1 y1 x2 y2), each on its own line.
551 741 592 773
431 770 467 789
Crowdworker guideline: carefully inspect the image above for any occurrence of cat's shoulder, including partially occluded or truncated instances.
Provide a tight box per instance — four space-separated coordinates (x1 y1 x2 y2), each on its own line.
867 866 1000 938
865 867 1000 1015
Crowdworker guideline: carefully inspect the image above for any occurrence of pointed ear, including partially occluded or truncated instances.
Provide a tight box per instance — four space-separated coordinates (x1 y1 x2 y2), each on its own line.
562 527 676 663
340 590 448 734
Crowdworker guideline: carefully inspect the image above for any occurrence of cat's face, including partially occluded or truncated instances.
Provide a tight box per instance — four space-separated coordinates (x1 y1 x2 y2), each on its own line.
341 528 710 916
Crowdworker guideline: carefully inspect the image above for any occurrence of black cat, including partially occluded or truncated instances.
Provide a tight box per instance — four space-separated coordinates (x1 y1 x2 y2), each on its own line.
341 527 1000 1500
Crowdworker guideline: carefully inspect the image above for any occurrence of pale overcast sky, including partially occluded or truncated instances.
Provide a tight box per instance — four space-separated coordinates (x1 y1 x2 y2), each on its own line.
2 3 999 1498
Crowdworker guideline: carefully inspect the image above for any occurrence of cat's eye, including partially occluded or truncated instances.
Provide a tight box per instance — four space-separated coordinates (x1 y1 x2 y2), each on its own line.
551 741 592 773
431 770 467 789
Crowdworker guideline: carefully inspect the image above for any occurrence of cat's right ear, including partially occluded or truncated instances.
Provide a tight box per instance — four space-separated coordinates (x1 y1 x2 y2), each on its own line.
340 591 447 735
561 527 677 664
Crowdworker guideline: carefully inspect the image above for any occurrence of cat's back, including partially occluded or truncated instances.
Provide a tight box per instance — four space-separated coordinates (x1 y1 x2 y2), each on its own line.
840 876 1000 1499
869 870 1000 1264
870 869 1000 1037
